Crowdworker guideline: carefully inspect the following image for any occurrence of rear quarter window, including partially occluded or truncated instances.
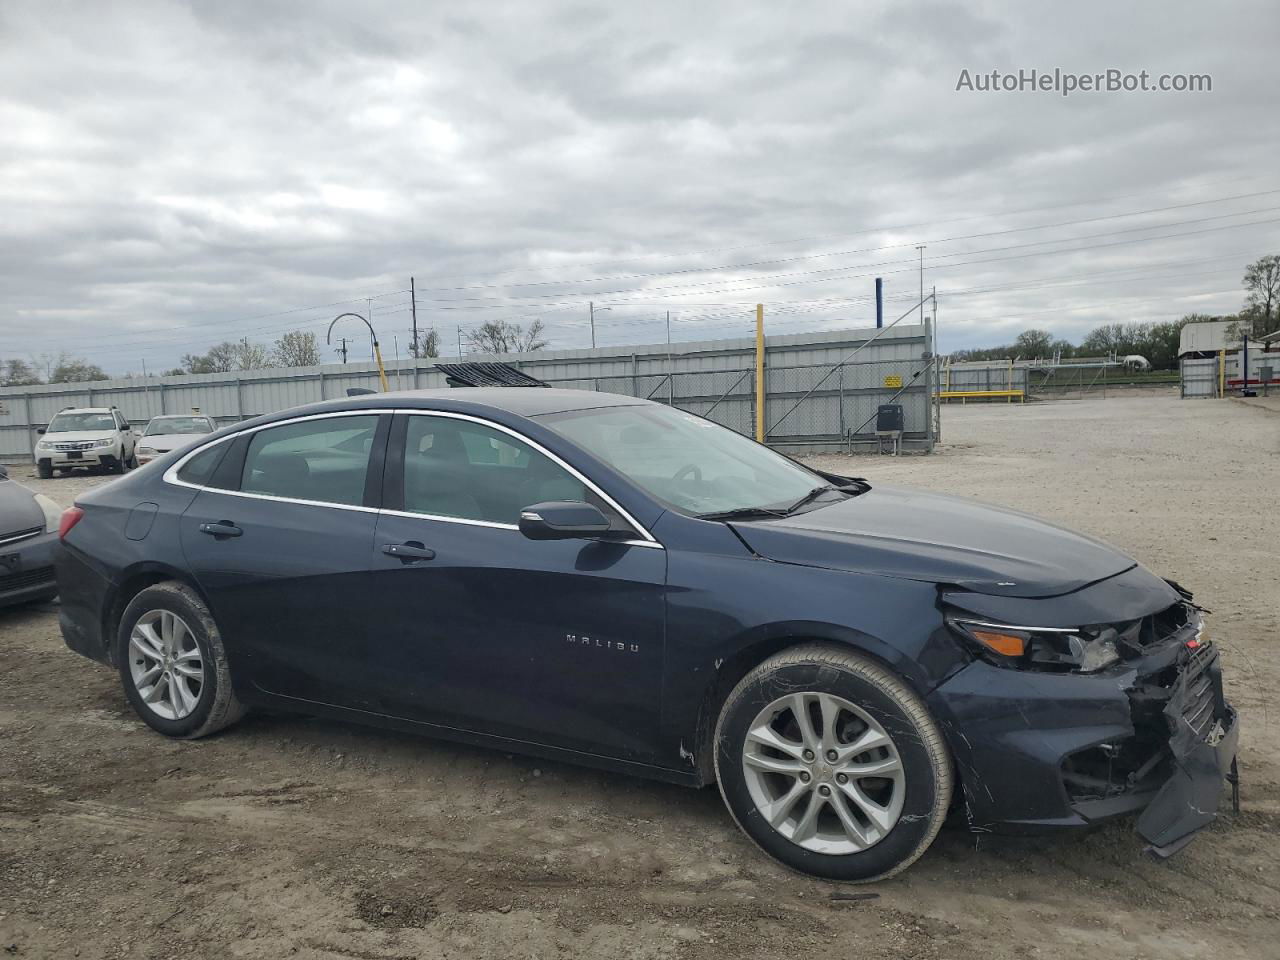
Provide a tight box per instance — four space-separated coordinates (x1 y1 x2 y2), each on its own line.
176 443 229 486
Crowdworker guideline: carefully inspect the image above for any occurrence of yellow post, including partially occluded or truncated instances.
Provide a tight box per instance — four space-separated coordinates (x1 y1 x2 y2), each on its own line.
755 304 765 442
1218 349 1225 398
373 341 391 392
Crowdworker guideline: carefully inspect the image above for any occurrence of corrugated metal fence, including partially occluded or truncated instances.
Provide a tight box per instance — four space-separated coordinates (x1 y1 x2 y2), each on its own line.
0 325 934 459
1180 357 1219 398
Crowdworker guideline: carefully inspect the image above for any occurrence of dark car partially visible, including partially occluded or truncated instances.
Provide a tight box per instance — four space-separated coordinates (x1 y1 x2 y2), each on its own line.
0 465 61 607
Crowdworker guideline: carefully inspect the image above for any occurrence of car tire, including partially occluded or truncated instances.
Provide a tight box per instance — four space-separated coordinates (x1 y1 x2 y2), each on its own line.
127 453 139 470
37 461 52 479
116 581 247 739
714 643 952 883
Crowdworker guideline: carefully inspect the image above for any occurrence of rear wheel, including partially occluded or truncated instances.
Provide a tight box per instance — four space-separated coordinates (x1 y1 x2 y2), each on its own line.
116 581 246 739
714 644 952 882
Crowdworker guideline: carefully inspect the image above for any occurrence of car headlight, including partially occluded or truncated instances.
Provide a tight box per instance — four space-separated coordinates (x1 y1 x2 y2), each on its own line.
137 446 157 455
92 438 114 448
33 493 62 533
37 440 52 450
947 615 1120 673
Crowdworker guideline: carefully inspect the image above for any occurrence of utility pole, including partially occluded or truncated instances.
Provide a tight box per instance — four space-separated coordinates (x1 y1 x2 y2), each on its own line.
931 285 938 354
457 326 463 358
667 311 674 406
589 301 596 349
336 337 349 364
915 245 926 326
755 303 765 442
410 277 418 358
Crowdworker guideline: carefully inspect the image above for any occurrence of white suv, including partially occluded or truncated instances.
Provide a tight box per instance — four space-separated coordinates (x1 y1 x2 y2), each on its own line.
34 407 137 478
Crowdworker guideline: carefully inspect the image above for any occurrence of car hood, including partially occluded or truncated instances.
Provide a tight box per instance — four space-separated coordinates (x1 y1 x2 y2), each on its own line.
728 484 1136 599
0 479 43 536
40 431 115 444
138 433 206 451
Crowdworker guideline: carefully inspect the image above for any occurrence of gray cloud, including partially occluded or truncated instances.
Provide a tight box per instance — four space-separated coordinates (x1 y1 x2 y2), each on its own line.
2 0 1277 373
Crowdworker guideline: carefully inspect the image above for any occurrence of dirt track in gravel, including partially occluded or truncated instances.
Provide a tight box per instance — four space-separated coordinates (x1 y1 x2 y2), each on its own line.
1 394 1278 959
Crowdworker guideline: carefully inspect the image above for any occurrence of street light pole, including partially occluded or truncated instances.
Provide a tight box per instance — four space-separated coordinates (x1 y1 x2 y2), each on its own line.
327 313 389 391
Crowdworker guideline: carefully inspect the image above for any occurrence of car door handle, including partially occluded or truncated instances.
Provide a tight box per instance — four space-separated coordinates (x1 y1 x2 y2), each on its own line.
198 521 243 538
382 541 436 563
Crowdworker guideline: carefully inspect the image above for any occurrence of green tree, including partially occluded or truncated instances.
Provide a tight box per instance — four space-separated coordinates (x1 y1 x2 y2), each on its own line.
1 358 42 386
49 355 109 383
1012 329 1054 357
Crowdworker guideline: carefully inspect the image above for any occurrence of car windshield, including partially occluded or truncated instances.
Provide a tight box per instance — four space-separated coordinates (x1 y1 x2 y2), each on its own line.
539 405 833 516
145 417 213 436
47 413 116 433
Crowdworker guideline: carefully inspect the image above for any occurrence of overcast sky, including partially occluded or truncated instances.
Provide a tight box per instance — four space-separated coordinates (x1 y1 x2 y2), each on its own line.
2 0 1278 375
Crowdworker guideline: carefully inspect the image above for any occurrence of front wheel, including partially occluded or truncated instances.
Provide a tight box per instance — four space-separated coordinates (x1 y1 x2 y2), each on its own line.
116 581 246 739
714 644 952 882
36 461 52 479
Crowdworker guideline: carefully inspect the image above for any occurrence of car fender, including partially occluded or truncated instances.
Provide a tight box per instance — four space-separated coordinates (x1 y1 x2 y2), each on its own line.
659 543 969 779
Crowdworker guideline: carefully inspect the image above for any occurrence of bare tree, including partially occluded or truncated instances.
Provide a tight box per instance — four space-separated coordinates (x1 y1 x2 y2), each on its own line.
272 330 321 367
409 328 439 359
233 340 270 370
1242 254 1280 336
181 340 268 373
465 319 547 355
182 342 238 374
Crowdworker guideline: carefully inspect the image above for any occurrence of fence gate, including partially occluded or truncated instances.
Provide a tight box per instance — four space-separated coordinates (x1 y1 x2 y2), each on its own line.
1180 357 1219 399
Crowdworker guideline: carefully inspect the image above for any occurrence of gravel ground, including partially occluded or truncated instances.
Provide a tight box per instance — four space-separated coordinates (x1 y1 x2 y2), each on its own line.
1 394 1277 960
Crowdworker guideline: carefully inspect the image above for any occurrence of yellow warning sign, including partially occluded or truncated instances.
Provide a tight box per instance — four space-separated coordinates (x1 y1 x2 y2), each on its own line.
884 375 903 388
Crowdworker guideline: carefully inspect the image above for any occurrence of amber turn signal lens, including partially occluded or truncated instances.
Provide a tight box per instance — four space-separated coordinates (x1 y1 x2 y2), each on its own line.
969 628 1027 657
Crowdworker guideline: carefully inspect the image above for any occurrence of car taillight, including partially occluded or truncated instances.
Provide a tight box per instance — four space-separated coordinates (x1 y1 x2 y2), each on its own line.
58 506 85 540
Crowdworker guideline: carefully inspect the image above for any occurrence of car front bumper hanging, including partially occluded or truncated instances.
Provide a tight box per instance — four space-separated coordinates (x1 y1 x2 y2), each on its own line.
1135 644 1240 857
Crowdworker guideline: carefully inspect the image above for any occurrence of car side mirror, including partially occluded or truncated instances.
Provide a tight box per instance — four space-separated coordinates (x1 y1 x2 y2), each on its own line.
519 501 612 541
36 428 45 435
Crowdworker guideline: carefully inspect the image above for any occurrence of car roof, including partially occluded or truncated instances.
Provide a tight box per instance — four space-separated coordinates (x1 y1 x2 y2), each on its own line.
256 388 653 424
381 387 649 416
148 413 210 420
55 407 114 414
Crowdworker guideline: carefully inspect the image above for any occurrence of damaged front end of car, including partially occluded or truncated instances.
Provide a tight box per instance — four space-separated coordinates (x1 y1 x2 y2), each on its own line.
926 570 1239 857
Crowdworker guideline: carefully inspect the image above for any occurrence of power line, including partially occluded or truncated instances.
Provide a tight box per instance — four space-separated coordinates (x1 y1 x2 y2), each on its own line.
397 188 1280 295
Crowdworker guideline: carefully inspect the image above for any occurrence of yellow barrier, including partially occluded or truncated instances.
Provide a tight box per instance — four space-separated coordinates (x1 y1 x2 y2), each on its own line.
938 389 1025 404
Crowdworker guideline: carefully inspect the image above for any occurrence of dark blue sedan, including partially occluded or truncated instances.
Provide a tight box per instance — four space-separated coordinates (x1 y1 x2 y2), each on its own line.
55 389 1238 881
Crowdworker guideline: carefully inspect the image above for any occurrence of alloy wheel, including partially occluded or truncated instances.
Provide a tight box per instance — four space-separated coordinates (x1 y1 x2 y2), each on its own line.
741 691 905 855
128 610 204 720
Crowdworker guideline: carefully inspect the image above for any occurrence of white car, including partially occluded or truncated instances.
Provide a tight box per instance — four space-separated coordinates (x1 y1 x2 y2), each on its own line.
34 407 137 478
135 414 217 465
